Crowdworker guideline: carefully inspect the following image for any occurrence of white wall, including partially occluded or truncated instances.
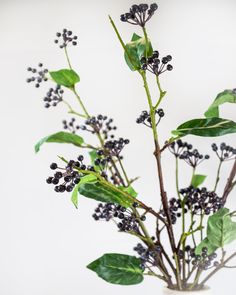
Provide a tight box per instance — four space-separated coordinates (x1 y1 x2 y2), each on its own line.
0 0 236 294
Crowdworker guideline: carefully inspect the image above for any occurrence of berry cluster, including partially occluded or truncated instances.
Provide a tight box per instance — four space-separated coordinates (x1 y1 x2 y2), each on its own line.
44 85 64 108
140 51 173 76
191 247 218 271
92 203 141 233
212 142 236 162
160 197 188 224
180 149 210 168
46 161 80 193
26 63 48 88
120 3 158 27
169 140 210 168
46 155 96 193
136 109 164 127
104 138 130 158
93 154 111 169
179 186 223 215
80 115 117 139
176 246 218 271
62 118 79 134
168 139 193 157
133 243 162 270
54 29 78 48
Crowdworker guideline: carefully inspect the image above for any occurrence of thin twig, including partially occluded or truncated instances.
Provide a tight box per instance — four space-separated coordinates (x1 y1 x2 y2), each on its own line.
222 158 236 204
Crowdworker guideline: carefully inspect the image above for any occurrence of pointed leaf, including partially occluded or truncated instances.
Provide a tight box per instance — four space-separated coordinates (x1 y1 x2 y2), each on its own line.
71 174 97 209
124 33 153 71
71 185 79 209
119 186 138 198
87 253 144 285
78 182 133 207
35 131 84 152
205 89 236 118
172 118 236 137
50 69 80 88
191 174 207 188
131 33 142 42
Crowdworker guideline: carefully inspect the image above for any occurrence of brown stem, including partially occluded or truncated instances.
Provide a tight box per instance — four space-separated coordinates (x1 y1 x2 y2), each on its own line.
154 140 177 253
222 158 236 204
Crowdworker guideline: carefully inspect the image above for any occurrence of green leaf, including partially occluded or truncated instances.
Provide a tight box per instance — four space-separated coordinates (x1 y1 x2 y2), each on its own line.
195 238 218 255
191 174 207 188
50 69 80 88
124 33 153 71
131 33 141 42
78 182 133 207
71 185 79 209
172 118 236 137
205 89 236 118
87 253 144 285
119 186 138 198
35 131 84 153
89 150 100 172
207 208 236 248
71 174 97 209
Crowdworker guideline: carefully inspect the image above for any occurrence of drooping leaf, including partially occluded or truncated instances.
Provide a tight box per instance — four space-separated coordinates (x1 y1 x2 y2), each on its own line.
78 182 133 207
124 33 153 71
71 184 79 209
71 174 97 209
195 238 218 255
207 208 236 248
172 118 236 137
191 174 207 188
35 131 84 152
50 69 80 88
119 186 138 198
204 89 236 118
87 253 144 285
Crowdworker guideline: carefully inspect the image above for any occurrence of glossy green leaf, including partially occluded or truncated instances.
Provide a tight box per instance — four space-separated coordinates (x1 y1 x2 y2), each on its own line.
78 182 133 207
87 253 144 285
205 89 236 118
124 33 153 71
71 174 97 209
207 208 236 247
195 238 218 255
50 69 80 88
172 118 236 137
119 186 138 198
191 174 207 188
35 131 84 153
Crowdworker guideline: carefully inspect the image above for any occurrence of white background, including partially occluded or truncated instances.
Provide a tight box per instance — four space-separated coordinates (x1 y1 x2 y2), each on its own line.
0 0 236 294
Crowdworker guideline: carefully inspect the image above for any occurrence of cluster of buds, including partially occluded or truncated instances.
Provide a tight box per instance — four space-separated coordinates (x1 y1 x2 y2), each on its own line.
54 29 78 48
26 63 48 88
136 109 164 127
140 51 173 75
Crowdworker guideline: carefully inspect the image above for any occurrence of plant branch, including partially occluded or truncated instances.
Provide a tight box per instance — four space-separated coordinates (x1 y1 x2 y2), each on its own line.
64 47 72 69
154 76 167 109
199 251 236 287
72 88 90 118
222 158 236 204
213 160 223 192
62 99 87 118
